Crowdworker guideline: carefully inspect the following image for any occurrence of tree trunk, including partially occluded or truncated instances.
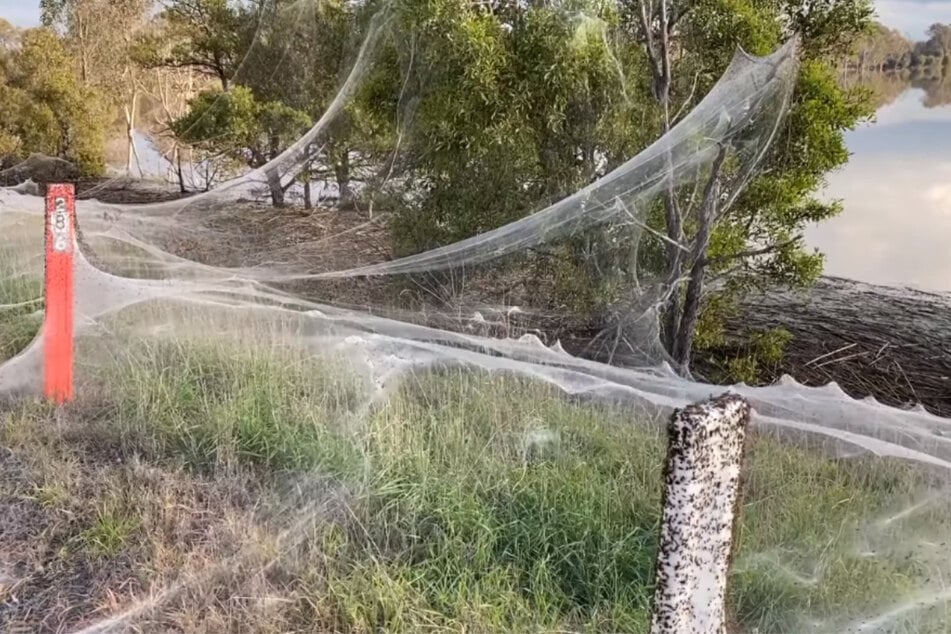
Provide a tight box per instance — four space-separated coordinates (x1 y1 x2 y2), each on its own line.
267 170 285 208
673 258 707 371
672 147 727 371
78 16 89 84
175 147 186 193
303 179 312 210
661 192 683 354
639 0 682 355
124 90 142 176
264 131 286 207
335 149 353 208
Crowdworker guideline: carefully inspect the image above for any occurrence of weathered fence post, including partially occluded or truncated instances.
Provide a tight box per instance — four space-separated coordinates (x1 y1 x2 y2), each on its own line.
649 393 751 634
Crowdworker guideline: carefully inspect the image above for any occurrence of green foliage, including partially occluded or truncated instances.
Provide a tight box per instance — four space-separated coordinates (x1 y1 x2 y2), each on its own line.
366 0 876 355
390 3 646 248
140 0 874 365
691 291 791 385
157 0 247 88
0 27 107 175
782 0 874 58
850 19 951 71
78 506 140 557
40 0 152 83
714 58 866 291
700 325 794 384
664 1 875 360
171 85 311 170
159 0 377 202
378 1 650 313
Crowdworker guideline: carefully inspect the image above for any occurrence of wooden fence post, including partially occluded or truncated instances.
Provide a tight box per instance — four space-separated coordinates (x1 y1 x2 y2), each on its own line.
43 183 76 404
649 393 751 634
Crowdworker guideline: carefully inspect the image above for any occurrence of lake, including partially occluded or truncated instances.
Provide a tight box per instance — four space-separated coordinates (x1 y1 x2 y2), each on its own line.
806 72 951 293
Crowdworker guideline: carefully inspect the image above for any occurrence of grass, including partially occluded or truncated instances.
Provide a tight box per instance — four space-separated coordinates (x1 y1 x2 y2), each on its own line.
78 505 141 558
1 333 949 634
0 247 43 362
0 243 948 632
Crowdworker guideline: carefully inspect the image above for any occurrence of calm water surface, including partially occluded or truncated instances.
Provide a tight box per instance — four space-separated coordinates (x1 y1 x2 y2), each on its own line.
806 78 951 293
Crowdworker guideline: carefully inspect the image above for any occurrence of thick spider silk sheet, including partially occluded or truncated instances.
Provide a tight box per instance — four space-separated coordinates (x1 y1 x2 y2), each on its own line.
1 6 949 633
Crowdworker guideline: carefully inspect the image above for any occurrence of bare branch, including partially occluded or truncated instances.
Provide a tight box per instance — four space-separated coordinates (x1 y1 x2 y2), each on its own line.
667 3 691 32
638 1 662 83
671 70 701 124
659 0 672 113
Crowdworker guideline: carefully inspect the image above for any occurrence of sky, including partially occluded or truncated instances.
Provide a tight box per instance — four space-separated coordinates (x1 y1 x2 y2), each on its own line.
876 0 951 39
1 1 951 37
0 1 39 28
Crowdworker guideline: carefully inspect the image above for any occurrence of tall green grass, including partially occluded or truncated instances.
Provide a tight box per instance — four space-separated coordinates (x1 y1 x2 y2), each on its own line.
0 247 43 362
0 259 947 632
70 338 950 633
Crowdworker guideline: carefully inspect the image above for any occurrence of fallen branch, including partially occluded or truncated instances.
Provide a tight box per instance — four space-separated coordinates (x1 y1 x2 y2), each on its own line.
805 342 857 366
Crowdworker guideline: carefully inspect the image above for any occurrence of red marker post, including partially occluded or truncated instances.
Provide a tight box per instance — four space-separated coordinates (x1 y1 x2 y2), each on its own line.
44 184 76 404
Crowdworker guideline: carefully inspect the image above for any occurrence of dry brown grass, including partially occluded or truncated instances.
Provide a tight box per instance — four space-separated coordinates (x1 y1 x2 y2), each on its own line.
1 405 357 634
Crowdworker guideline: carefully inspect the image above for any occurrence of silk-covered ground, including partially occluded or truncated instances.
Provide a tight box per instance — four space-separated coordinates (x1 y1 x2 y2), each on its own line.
67 178 951 417
1 180 949 632
2 340 948 633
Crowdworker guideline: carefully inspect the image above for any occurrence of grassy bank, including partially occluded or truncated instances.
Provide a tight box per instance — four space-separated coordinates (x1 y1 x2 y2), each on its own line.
2 330 949 633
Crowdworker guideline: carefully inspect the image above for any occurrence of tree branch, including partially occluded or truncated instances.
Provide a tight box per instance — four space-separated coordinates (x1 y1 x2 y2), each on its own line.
672 144 728 369
668 4 691 32
703 237 801 267
638 1 662 85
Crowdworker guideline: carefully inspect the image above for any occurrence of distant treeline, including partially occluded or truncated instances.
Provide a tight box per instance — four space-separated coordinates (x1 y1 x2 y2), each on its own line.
841 66 951 112
847 22 951 72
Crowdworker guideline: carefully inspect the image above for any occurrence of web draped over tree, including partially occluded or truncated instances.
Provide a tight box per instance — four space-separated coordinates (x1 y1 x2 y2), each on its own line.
1 2 950 632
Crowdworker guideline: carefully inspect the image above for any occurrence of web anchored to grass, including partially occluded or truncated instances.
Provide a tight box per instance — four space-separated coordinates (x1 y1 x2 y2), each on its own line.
1 5 950 632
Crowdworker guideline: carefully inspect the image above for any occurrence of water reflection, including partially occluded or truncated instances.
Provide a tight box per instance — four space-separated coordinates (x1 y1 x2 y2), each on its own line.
807 71 951 292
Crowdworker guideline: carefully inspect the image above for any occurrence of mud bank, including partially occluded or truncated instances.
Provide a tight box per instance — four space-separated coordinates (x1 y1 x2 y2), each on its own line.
724 277 951 417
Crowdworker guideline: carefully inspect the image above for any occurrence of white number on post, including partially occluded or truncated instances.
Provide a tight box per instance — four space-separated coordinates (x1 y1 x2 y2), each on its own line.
52 196 70 253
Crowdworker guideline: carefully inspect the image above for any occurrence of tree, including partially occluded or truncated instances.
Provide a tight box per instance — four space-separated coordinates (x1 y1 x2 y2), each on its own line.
358 0 872 372
925 23 951 61
233 0 378 208
850 22 912 71
170 84 311 206
159 0 383 208
149 0 248 90
380 0 648 259
154 1 296 201
139 64 206 190
41 0 157 174
613 0 874 373
0 27 107 176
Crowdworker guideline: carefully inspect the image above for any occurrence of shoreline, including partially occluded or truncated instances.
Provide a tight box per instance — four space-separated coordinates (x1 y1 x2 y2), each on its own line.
718 276 951 417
